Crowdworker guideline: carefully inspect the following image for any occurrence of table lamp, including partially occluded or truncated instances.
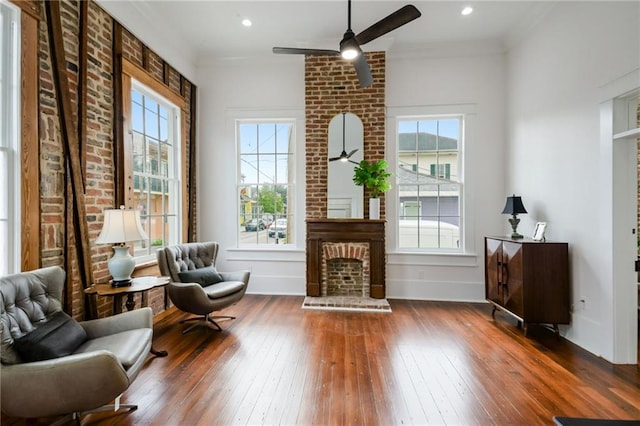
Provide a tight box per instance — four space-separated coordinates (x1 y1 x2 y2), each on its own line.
502 194 527 239
96 206 148 287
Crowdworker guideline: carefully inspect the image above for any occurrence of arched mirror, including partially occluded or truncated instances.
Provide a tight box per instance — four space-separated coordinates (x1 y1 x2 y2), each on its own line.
327 112 363 218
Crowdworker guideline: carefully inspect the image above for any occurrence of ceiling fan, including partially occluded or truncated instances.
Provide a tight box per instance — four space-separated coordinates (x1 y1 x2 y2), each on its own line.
329 113 359 165
272 0 421 88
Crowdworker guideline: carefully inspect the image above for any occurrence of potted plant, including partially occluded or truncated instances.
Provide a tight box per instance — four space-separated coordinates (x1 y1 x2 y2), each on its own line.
353 159 392 219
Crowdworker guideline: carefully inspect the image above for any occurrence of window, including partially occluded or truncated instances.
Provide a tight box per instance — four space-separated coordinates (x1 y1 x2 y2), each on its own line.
238 121 295 246
0 2 20 275
397 116 463 250
128 82 181 260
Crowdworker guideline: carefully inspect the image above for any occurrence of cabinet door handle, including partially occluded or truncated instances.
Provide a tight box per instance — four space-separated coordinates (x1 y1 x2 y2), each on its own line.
502 262 509 287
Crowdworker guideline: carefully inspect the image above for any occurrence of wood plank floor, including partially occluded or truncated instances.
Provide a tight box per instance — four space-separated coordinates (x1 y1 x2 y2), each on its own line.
3 295 639 425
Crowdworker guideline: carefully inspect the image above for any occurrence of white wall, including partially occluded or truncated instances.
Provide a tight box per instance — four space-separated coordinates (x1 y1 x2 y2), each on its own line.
506 2 640 363
197 46 508 301
196 56 307 295
385 48 508 301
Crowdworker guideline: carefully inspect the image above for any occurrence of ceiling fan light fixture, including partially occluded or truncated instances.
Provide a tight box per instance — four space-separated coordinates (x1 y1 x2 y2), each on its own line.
341 47 359 60
340 30 360 60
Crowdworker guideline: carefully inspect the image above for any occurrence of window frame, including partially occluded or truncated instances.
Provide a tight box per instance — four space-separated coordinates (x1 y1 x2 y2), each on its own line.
236 118 297 248
0 1 21 275
121 59 188 263
388 105 475 255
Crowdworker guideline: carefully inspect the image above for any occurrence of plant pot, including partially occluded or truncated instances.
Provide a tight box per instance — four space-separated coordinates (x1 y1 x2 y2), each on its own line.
369 198 380 220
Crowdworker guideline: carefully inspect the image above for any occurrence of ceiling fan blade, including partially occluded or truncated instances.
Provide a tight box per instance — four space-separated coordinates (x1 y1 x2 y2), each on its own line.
273 47 340 56
353 54 373 88
346 149 358 158
349 159 360 165
329 156 341 162
355 5 421 46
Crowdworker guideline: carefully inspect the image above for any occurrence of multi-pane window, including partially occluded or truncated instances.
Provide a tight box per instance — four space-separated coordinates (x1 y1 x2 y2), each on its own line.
129 83 181 260
238 121 295 246
0 2 20 275
397 116 463 250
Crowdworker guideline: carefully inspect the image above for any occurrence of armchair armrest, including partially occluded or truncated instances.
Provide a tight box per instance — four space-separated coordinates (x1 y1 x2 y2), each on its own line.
0 350 129 418
81 307 152 339
220 270 250 285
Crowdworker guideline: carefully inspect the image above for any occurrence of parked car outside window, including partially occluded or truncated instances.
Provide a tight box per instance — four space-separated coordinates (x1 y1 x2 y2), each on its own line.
245 218 266 232
268 218 287 238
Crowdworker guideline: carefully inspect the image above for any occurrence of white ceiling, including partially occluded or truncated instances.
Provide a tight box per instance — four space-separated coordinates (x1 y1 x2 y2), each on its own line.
98 0 554 63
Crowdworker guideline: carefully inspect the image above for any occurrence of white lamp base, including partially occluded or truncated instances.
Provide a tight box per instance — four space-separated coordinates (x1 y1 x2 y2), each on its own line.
108 246 135 287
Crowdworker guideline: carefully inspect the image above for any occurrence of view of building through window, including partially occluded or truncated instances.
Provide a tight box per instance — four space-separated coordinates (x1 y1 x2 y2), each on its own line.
238 121 294 246
130 84 181 259
397 117 463 250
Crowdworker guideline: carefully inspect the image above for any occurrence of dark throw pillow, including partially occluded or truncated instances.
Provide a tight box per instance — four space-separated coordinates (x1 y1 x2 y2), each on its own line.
13 311 87 363
178 265 223 287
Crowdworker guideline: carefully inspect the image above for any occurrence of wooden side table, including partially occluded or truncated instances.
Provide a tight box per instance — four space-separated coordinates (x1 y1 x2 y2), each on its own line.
85 276 170 357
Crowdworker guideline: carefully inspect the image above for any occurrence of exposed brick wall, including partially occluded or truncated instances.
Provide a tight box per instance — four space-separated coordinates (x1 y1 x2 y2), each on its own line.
33 0 195 319
305 52 386 219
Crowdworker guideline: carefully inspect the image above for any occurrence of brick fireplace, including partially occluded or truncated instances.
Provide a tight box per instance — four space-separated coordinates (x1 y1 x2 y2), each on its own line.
306 219 385 299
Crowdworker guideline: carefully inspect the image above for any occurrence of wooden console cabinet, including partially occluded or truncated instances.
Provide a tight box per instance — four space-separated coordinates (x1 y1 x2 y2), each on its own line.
485 236 569 335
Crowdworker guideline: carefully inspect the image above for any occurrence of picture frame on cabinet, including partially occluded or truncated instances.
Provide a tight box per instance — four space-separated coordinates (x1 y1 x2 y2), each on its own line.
532 222 547 242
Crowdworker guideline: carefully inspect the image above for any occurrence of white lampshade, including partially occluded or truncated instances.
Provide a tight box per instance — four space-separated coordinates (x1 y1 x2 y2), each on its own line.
96 207 148 286
96 207 148 244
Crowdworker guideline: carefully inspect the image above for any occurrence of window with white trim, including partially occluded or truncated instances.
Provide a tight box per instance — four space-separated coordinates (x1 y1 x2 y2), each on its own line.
238 120 295 246
129 82 182 260
397 116 463 250
0 2 21 275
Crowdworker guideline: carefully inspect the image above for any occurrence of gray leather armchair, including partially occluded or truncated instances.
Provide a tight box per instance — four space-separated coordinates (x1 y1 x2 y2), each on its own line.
0 266 153 425
157 241 249 333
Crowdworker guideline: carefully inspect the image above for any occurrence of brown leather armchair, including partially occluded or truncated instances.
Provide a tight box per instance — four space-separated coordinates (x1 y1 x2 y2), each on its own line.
156 241 249 333
0 266 153 425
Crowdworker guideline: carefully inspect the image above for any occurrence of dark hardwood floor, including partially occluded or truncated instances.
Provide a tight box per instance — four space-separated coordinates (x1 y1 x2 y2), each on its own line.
3 295 639 425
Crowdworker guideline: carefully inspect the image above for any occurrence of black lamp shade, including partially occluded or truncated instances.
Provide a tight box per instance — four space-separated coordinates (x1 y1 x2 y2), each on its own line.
502 195 527 215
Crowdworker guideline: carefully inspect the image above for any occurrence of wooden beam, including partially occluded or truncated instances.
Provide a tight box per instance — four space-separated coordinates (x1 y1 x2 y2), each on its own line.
142 44 150 71
113 22 125 207
44 0 96 319
77 0 88 187
188 83 197 242
20 11 40 271
163 62 171 86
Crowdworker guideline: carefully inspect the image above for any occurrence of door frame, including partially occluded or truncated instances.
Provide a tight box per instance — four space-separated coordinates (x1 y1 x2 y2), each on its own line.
600 81 639 364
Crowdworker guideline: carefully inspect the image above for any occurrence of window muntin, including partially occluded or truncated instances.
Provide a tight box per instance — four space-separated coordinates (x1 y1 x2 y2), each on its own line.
397 117 463 250
0 2 20 275
129 82 181 260
238 120 295 246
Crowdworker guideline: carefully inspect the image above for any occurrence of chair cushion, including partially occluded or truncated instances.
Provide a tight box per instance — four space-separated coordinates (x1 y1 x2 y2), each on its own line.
178 265 223 287
13 311 87 363
203 281 245 299
74 328 152 370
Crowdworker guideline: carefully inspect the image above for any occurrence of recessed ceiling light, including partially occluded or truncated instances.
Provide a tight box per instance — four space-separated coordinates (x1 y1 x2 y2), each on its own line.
242 18 252 27
461 6 473 16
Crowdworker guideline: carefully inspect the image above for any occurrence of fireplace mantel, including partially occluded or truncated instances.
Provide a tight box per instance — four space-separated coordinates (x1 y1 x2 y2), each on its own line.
306 219 385 299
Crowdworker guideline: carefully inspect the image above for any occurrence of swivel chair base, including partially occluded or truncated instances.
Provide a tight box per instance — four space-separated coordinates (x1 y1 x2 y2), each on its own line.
50 402 137 426
180 313 235 334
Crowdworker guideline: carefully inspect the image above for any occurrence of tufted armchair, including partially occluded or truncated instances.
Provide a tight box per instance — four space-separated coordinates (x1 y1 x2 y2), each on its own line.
157 241 249 334
0 266 153 425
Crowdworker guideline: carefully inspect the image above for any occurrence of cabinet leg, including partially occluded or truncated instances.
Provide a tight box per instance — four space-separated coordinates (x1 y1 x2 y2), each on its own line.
491 306 497 319
523 323 528 336
553 324 560 337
